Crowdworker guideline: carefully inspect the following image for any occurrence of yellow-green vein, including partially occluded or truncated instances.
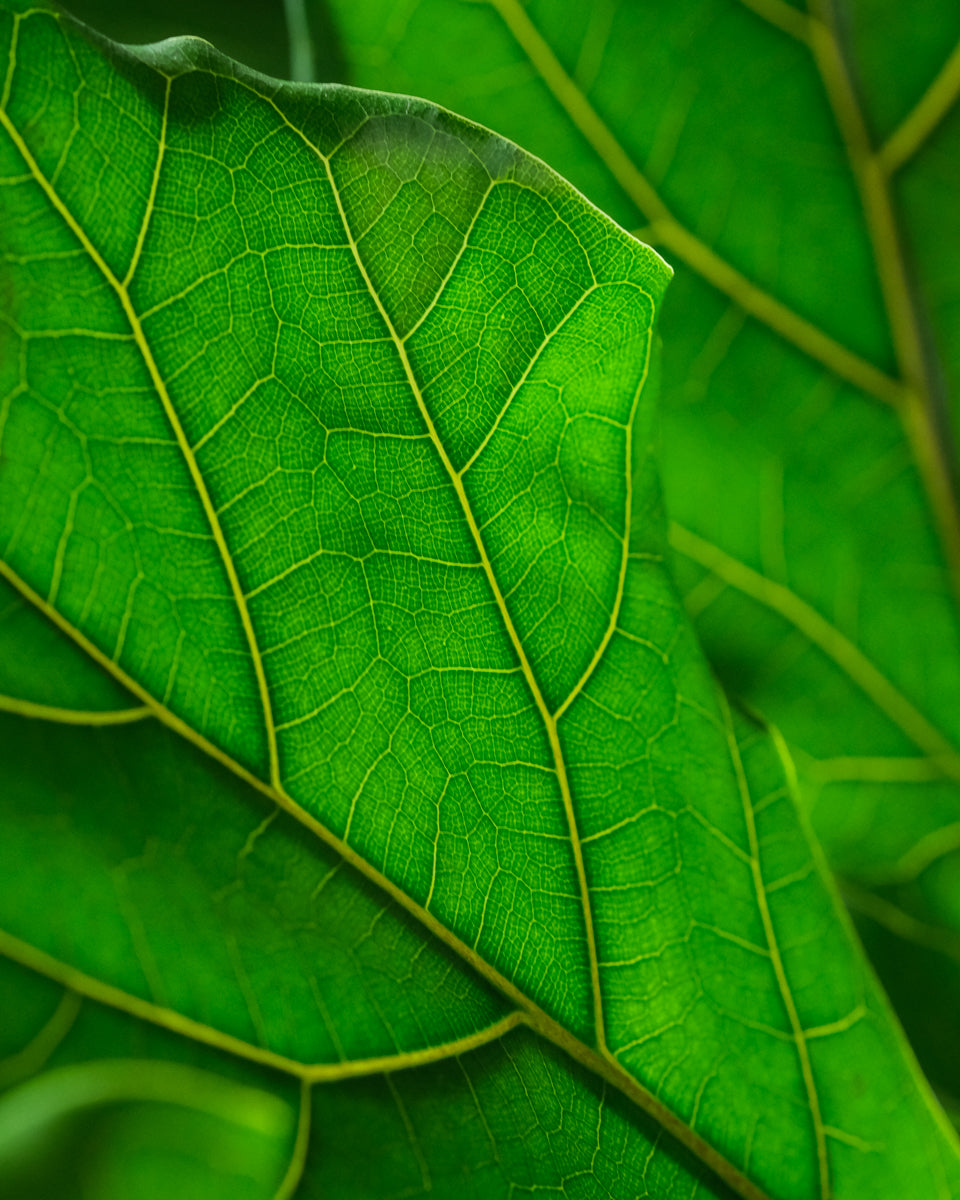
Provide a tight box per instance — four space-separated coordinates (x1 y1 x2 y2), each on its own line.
0 693 152 724
485 0 904 407
272 1079 312 1200
318 146 608 1057
721 693 829 1199
736 0 809 42
802 754 949 785
807 2 960 595
0 987 81 1091
857 821 960 887
670 521 960 775
0 9 18 111
553 327 650 722
1 478 773 1200
768 721 960 1166
879 33 960 176
841 880 960 967
0 924 530 1083
458 281 601 479
123 74 170 288
0 44 282 789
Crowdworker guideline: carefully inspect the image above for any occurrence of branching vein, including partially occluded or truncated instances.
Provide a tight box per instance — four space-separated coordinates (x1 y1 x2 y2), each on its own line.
486 0 904 407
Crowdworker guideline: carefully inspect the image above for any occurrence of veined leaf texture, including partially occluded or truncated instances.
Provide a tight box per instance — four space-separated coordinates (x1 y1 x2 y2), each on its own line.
0 2 958 1198
321 0 960 1156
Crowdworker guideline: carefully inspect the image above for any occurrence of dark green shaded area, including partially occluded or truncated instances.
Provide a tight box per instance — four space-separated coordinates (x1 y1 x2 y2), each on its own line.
0 711 511 1062
305 1031 735 1200
61 0 292 81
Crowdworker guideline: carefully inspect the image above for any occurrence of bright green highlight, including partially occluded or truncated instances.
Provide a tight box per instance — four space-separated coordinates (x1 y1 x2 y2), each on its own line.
2 2 960 1199
322 0 960 1130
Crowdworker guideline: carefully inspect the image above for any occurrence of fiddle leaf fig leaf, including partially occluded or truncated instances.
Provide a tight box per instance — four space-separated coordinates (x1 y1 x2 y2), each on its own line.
320 0 960 1120
1 3 959 1199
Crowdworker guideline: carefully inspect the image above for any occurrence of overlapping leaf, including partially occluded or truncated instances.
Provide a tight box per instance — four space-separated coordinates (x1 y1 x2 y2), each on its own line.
320 0 960 1114
1 3 958 1197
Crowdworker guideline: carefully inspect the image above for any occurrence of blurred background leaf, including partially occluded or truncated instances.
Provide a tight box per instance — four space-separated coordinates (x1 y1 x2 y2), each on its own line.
305 0 960 1118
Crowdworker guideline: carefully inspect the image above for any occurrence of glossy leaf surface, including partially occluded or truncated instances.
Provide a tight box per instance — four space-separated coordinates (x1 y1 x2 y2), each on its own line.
1 3 958 1198
322 0 960 1116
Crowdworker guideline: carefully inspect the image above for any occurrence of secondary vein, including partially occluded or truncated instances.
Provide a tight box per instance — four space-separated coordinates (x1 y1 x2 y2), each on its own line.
0 693 152 725
486 0 903 407
322 149 609 1053
720 694 830 1200
0 923 531 1082
879 32 960 176
553 325 650 722
0 554 774 1200
808 1 960 599
670 521 960 774
0 59 282 789
272 1078 312 1200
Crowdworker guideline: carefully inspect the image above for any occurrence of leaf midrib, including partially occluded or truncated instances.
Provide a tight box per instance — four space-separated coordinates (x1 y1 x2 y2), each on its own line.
264 87 610 1051
0 554 775 1200
0 31 773 1200
0 21 283 793
806 0 960 599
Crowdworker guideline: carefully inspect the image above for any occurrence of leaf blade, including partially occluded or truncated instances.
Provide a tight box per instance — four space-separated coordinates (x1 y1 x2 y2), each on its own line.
3 3 960 1197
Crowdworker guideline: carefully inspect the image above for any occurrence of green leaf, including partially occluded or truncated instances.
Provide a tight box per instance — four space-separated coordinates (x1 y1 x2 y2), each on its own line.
0 1051 296 1200
1 3 958 1197
320 0 960 1119
4 700 953 1198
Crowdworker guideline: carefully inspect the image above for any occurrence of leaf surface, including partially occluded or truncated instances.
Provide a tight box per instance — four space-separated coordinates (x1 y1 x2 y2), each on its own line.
320 0 960 1117
1 3 958 1198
